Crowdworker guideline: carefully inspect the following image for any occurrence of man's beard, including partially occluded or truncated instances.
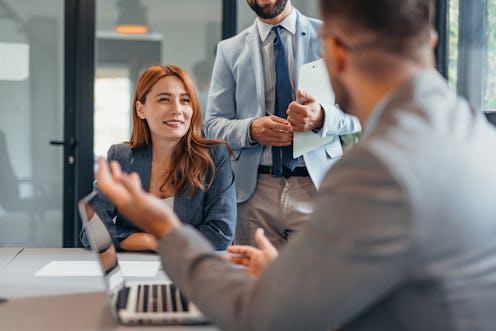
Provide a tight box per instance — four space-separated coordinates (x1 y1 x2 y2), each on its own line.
247 0 288 19
330 75 351 114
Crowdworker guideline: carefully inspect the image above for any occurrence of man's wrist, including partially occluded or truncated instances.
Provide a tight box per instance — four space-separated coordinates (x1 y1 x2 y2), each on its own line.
152 217 180 240
248 119 258 145
313 106 325 131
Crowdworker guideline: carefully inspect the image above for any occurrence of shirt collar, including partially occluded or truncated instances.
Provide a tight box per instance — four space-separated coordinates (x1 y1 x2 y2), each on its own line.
256 7 297 42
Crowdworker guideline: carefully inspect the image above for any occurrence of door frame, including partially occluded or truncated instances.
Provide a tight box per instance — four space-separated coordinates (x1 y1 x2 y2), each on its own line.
64 0 95 247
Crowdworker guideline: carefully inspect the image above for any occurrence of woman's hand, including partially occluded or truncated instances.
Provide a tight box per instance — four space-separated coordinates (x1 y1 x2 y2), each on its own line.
120 233 158 252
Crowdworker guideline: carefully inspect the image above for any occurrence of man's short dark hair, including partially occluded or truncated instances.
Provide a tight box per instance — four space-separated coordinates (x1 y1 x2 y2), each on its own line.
320 0 433 51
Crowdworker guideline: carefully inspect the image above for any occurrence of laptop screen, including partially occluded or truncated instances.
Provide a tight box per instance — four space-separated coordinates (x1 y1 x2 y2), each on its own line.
79 192 125 293
78 192 209 325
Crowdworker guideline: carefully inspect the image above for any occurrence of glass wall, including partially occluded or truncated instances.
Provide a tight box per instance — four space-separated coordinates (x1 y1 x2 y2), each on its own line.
0 0 64 247
484 0 496 112
448 0 496 112
94 0 222 159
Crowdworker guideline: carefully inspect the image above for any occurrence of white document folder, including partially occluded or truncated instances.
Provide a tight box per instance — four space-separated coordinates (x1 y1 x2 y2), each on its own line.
293 59 337 158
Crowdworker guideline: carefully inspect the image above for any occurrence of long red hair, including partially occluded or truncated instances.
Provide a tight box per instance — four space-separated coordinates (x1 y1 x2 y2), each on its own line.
129 64 228 196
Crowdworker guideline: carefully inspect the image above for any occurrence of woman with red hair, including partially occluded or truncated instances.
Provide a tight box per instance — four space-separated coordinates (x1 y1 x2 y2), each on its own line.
81 65 236 251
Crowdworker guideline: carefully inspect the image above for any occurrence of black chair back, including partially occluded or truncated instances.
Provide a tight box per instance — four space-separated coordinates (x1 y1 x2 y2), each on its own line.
484 111 496 127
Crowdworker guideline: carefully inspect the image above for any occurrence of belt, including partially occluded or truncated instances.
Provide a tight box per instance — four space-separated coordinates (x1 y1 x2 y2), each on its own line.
257 165 309 178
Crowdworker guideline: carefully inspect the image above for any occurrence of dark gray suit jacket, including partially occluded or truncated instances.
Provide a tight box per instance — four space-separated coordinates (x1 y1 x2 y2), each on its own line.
81 143 236 251
156 70 496 330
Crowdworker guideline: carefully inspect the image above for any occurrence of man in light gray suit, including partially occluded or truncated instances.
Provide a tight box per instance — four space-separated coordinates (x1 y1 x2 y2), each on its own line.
94 0 496 330
204 0 361 248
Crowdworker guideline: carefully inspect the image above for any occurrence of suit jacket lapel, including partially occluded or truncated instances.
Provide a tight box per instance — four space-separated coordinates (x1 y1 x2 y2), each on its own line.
295 11 310 87
172 193 186 219
246 23 266 115
127 145 152 192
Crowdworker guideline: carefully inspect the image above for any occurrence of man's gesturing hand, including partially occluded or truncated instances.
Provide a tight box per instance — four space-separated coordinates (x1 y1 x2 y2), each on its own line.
227 228 279 277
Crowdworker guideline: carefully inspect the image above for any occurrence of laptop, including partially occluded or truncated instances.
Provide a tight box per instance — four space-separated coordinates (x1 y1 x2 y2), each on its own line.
78 192 209 325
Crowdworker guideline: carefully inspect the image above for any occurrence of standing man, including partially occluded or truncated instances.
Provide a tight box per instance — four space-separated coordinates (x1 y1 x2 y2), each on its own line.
96 0 496 330
204 0 361 248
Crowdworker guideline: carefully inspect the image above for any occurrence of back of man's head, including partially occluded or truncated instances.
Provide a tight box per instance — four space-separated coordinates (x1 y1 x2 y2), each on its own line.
320 0 434 54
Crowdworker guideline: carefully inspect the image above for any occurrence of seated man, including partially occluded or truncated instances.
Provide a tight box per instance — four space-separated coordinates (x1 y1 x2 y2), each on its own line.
94 0 496 330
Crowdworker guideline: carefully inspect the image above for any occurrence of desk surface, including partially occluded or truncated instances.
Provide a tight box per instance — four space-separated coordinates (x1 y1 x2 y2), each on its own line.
0 248 166 298
0 248 219 331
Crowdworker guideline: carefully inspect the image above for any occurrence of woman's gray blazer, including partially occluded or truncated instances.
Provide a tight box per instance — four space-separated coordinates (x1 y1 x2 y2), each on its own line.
81 142 236 251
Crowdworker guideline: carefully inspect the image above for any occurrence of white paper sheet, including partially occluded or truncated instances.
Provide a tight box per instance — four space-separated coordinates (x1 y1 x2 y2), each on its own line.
34 260 161 277
293 59 336 158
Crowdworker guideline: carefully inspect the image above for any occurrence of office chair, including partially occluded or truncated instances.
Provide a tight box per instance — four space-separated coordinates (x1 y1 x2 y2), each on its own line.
484 111 496 127
0 130 58 244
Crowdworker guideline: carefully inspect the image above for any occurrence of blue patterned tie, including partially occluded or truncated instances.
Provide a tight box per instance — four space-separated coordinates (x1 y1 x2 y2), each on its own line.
272 25 297 177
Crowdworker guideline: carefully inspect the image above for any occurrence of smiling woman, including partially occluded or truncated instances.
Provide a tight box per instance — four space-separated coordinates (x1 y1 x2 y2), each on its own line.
133 66 195 150
80 65 237 252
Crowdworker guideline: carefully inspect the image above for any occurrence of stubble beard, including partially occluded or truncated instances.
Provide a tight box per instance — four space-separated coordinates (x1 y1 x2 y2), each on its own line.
248 0 288 19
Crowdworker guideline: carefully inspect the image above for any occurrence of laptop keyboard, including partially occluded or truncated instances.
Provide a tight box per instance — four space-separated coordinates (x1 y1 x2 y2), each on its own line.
117 286 130 310
134 284 190 313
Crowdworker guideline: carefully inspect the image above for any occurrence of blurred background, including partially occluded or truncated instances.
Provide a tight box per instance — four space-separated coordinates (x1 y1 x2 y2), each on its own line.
0 0 494 248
